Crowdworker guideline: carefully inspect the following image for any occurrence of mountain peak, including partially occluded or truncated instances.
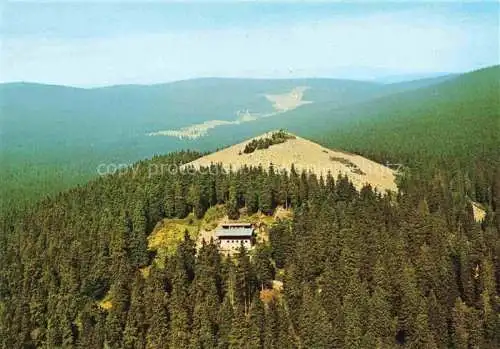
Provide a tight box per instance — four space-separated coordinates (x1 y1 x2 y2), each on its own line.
183 131 397 193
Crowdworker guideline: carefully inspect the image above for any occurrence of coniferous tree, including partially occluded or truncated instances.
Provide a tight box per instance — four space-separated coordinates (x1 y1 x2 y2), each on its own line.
398 264 421 344
406 298 438 349
190 300 217 349
247 295 265 349
188 183 207 219
123 273 147 349
253 244 274 290
452 298 470 349
289 165 301 207
268 220 291 269
228 305 247 349
342 274 369 349
427 289 448 348
77 303 106 349
366 284 396 348
478 256 499 345
299 286 335 349
217 294 234 349
168 234 195 348
277 171 290 209
129 204 149 268
245 183 259 215
227 181 239 220
174 179 188 218
276 301 297 349
259 172 274 215
318 266 344 347
105 268 131 349
234 245 257 312
145 280 170 349
263 300 281 349
168 267 191 348
164 181 175 218
189 243 220 349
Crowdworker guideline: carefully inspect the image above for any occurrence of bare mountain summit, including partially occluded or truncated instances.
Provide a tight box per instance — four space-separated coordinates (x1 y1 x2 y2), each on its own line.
183 131 398 193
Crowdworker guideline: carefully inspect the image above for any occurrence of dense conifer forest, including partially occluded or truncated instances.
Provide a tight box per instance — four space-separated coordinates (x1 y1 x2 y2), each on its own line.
1 147 499 348
2 2 499 348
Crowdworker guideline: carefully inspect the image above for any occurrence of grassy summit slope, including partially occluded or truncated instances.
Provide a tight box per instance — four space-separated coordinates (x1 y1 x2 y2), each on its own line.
184 131 397 192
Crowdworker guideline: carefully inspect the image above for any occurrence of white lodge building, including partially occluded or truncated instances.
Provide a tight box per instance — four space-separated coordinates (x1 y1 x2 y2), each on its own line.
215 223 254 252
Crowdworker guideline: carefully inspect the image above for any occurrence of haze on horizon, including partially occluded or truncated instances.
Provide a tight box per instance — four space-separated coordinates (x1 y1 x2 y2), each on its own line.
1 1 499 87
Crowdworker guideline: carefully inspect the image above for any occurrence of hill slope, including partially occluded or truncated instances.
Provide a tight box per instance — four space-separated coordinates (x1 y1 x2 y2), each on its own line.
1 140 498 348
184 131 397 192
317 65 500 164
0 68 494 207
1 76 434 206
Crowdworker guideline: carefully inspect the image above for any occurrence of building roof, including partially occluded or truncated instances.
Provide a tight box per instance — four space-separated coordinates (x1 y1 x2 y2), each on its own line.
221 222 252 228
215 227 253 238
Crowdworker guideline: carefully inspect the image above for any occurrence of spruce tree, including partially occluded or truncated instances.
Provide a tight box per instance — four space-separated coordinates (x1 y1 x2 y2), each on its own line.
245 183 259 215
164 181 175 218
105 271 131 349
366 285 396 347
123 273 146 349
427 289 448 348
129 204 149 268
168 236 194 348
451 298 470 349
168 268 191 348
234 245 257 312
259 172 274 215
407 298 438 349
145 285 170 349
299 286 335 349
174 179 188 218
227 181 240 220
190 300 217 349
397 264 421 344
217 294 234 349
189 242 220 349
247 295 265 349
228 305 247 349
342 275 368 349
253 244 274 290
188 183 206 219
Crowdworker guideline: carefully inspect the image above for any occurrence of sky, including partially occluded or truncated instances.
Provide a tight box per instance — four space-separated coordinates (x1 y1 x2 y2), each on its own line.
1 1 499 87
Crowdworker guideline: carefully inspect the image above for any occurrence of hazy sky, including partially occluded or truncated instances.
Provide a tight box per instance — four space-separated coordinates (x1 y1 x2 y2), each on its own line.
1 1 499 86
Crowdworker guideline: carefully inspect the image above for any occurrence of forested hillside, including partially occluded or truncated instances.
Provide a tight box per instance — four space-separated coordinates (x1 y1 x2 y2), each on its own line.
317 65 500 208
0 74 456 209
2 2 498 348
1 149 499 348
1 67 498 348
320 65 499 165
